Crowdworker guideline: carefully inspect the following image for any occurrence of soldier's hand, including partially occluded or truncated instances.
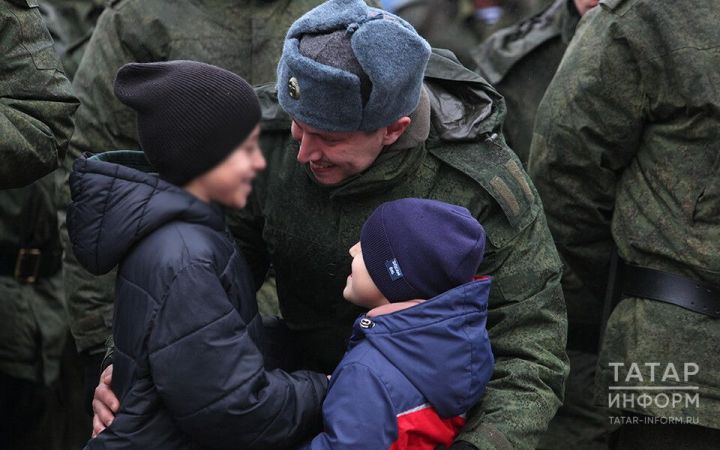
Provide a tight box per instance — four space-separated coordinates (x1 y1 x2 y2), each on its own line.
92 364 119 437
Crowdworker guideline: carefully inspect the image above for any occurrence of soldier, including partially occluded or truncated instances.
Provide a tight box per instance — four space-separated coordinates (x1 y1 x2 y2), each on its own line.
0 1 78 448
58 0 333 419
474 2 605 449
529 1 720 449
472 0 599 166
384 0 553 67
38 1 108 446
90 1 568 448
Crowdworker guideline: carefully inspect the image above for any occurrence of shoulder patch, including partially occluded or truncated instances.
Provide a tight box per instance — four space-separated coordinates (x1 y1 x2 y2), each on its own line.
428 135 538 231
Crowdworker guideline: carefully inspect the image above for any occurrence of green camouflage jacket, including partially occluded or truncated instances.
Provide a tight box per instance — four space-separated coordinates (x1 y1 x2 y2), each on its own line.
0 174 67 385
0 0 75 385
529 0 720 428
473 0 579 166
473 0 599 353
1 0 77 189
60 0 331 353
229 50 568 450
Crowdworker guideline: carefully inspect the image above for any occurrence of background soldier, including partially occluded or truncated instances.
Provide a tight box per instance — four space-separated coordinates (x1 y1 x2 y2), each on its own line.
38 0 107 445
474 1 606 449
0 1 78 448
530 0 720 448
472 0 599 166
383 0 553 67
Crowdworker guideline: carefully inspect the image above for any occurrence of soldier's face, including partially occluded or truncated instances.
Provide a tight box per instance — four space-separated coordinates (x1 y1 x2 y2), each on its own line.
343 242 388 309
573 0 599 16
291 117 411 185
291 119 385 185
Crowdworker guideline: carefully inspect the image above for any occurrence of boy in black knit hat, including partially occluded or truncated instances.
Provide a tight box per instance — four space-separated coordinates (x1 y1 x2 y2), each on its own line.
303 198 495 450
67 60 328 449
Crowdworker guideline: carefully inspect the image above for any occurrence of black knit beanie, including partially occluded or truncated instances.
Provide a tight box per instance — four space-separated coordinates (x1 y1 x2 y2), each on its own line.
114 60 260 186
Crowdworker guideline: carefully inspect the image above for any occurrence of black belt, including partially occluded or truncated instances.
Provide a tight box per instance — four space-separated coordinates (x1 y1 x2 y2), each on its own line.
0 248 62 284
620 263 720 319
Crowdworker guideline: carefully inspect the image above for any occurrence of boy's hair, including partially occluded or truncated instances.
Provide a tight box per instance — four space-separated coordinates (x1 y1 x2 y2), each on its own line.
114 60 260 186
360 198 485 302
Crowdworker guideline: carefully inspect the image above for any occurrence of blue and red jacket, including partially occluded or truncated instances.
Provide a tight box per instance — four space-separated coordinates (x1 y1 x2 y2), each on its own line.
302 277 494 449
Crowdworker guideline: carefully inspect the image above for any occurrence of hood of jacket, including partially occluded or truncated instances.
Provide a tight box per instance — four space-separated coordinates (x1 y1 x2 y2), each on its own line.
67 150 225 276
424 48 506 142
351 277 494 417
471 0 580 86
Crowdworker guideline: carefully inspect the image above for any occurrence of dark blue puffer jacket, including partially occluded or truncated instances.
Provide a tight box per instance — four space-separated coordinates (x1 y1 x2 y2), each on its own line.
67 151 328 450
302 278 494 449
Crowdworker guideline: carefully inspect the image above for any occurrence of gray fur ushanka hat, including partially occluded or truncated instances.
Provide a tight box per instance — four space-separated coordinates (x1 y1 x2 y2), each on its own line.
277 0 431 132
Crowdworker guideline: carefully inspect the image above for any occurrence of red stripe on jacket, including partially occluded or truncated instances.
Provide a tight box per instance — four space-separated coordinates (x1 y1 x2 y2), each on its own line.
390 404 466 450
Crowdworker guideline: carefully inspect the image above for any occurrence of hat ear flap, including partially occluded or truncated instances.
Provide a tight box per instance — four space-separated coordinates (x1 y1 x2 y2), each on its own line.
351 18 431 131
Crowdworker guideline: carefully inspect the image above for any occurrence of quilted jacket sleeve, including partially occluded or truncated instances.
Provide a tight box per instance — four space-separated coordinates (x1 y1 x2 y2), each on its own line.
302 363 397 450
147 262 328 449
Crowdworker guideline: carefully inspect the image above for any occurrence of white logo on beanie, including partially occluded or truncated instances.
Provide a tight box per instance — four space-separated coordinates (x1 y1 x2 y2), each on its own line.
385 258 404 281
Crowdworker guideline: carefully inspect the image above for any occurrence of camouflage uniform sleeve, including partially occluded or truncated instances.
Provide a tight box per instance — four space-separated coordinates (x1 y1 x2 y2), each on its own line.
0 0 78 189
527 5 644 300
60 1 167 352
459 197 568 450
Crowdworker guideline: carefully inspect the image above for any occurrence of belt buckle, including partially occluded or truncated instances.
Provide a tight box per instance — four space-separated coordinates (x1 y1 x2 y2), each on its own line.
15 248 42 284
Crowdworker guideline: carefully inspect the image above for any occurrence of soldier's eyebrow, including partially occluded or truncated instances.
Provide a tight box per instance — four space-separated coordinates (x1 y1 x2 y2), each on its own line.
294 118 352 142
303 125 345 142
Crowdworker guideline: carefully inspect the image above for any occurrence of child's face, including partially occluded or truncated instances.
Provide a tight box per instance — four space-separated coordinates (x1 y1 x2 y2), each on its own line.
187 125 266 208
343 242 388 309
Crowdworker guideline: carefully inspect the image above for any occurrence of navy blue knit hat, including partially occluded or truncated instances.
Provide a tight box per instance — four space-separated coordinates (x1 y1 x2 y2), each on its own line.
277 0 431 132
360 199 486 302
